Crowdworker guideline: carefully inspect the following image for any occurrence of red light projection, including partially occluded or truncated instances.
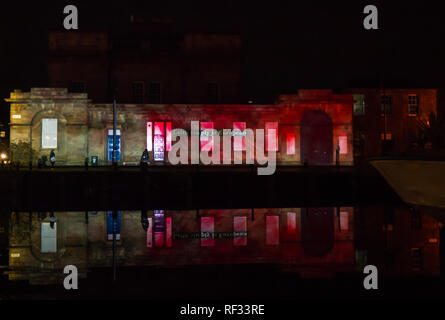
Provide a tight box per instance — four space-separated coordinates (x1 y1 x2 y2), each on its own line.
266 215 279 245
340 211 348 232
146 122 152 151
166 217 172 247
201 217 214 247
286 133 296 155
287 212 296 235
166 122 172 152
233 122 246 151
200 122 214 152
339 135 348 154
154 122 165 161
265 122 278 152
233 216 247 246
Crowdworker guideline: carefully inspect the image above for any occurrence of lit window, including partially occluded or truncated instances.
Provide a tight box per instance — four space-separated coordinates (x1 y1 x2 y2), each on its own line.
408 94 419 116
42 119 58 149
0 131 5 138
154 210 165 247
353 94 365 115
286 133 295 155
265 122 278 152
340 211 348 232
233 216 247 246
146 122 153 151
41 222 57 253
154 122 165 161
200 122 214 152
339 135 348 154
132 81 145 103
380 133 392 140
107 129 121 161
107 211 121 241
201 217 214 247
166 122 172 151
233 122 246 151
266 215 279 245
287 212 296 235
148 82 161 103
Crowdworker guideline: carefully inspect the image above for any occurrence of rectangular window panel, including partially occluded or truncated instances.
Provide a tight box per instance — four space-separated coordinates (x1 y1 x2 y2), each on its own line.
146 122 153 151
233 122 246 151
287 212 296 235
166 122 172 152
41 222 57 253
107 129 121 161
266 215 279 245
233 216 247 246
286 133 296 155
408 94 419 116
132 81 145 103
340 211 348 232
107 211 121 241
353 94 365 115
42 118 58 149
200 122 214 152
148 82 161 103
265 122 278 152
339 135 348 154
166 217 172 247
154 210 165 247
201 217 214 247
154 122 165 161
147 217 153 248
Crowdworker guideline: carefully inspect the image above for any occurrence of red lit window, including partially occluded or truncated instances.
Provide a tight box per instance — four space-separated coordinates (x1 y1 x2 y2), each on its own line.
287 212 296 235
265 122 278 152
339 135 348 154
233 216 247 246
266 215 279 245
233 122 246 151
154 122 165 162
146 122 153 151
166 122 172 151
340 211 348 232
286 133 295 155
166 217 172 247
201 217 214 247
200 122 214 152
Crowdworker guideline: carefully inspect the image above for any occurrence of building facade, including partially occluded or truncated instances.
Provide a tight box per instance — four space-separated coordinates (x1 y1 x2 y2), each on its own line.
6 88 354 167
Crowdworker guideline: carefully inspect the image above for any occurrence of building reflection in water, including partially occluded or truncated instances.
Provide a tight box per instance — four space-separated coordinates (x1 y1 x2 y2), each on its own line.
4 206 441 285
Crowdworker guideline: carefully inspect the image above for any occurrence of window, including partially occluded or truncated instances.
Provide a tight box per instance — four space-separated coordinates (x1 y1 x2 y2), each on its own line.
42 119 58 149
201 217 214 247
132 81 145 103
207 83 219 103
146 122 153 151
200 122 214 152
107 211 121 241
154 122 165 161
380 132 392 140
410 248 423 271
340 211 349 232
233 122 246 151
233 216 247 246
410 209 422 230
41 222 57 253
408 94 419 116
148 82 161 103
265 122 278 152
287 212 296 235
339 135 348 154
353 94 365 115
71 81 86 93
266 215 279 245
146 217 153 248
0 131 5 138
166 217 172 247
107 129 121 161
154 210 165 247
286 133 296 155
380 95 393 116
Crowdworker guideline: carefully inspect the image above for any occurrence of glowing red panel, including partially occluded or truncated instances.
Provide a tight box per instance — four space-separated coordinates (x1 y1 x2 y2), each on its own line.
146 122 152 151
154 122 164 135
233 122 246 151
287 212 296 235
146 217 153 248
265 122 278 152
166 122 172 152
266 215 279 245
166 217 172 247
233 216 247 246
155 232 164 247
200 122 214 152
339 135 348 154
201 217 214 247
340 211 348 232
286 133 296 155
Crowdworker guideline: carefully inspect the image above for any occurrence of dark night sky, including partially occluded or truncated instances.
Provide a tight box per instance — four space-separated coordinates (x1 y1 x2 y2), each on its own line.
1 0 445 122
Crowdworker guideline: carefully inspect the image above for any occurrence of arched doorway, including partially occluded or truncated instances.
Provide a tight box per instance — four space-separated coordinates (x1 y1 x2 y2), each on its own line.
301 207 335 257
300 110 333 165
